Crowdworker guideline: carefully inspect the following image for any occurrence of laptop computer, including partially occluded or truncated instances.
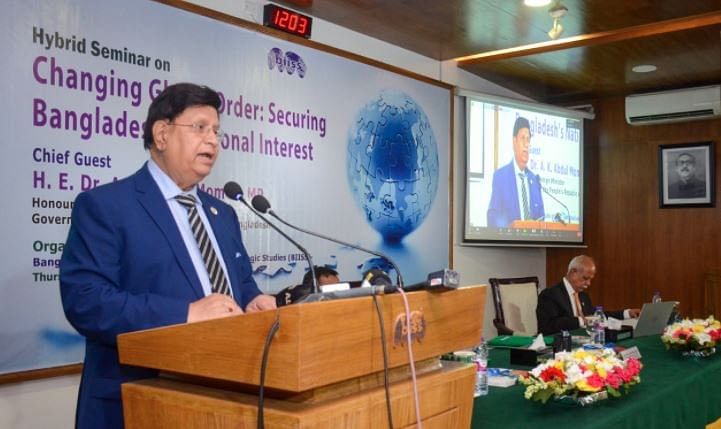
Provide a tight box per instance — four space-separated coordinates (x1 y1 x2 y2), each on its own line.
622 301 676 337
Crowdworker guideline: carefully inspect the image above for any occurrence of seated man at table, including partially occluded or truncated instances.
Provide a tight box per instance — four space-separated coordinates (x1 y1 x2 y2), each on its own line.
302 265 341 287
536 255 640 335
275 266 341 306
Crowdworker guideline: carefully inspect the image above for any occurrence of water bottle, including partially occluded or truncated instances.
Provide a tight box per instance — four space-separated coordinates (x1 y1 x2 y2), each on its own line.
474 338 489 397
668 301 682 324
561 330 572 352
592 306 606 346
652 290 662 304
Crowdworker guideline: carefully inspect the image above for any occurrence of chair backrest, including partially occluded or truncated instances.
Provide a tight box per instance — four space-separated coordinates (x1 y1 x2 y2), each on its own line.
489 277 540 336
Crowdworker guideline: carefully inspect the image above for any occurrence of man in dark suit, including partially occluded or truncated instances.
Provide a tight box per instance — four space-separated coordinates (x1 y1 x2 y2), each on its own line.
486 116 545 227
60 83 276 429
536 255 640 335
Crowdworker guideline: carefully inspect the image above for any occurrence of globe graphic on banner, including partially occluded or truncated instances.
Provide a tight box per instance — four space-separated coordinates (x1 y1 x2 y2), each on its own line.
347 90 439 243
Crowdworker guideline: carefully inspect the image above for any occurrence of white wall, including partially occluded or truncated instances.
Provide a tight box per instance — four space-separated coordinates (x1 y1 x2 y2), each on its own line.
0 374 79 429
1 1 545 427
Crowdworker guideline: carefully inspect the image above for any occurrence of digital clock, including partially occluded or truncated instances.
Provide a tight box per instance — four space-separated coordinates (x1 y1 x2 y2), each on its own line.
263 4 313 39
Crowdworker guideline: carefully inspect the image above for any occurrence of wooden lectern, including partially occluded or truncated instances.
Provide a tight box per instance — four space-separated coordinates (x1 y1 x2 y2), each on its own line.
118 285 486 428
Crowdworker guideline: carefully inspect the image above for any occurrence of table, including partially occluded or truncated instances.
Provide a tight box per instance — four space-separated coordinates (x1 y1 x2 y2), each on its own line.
471 335 721 429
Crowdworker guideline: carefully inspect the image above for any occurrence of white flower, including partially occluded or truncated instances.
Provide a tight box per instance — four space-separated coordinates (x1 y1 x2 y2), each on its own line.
564 365 585 384
597 359 615 372
529 361 552 378
696 332 712 345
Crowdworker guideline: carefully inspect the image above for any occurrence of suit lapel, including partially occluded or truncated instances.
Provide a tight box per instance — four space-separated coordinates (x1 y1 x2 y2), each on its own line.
133 164 204 299
506 162 521 220
579 292 592 316
558 284 575 316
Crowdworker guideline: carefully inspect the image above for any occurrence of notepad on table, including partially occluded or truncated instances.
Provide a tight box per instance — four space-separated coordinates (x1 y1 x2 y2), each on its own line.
487 335 554 348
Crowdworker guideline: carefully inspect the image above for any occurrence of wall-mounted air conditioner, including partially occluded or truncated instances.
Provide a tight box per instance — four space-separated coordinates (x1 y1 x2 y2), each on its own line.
625 84 720 125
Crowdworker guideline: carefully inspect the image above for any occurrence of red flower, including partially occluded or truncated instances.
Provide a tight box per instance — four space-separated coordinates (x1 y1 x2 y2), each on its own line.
675 329 691 340
709 329 721 342
606 372 622 389
586 373 605 389
625 358 642 375
539 367 566 383
611 365 631 383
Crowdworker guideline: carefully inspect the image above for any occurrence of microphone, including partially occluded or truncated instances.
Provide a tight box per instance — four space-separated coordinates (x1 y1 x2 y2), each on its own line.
277 268 393 307
535 174 571 225
296 283 398 303
359 268 393 288
250 194 405 288
223 182 318 294
402 268 460 292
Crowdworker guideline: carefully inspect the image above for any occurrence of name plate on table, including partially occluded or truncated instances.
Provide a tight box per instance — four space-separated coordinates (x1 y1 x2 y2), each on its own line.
620 346 642 360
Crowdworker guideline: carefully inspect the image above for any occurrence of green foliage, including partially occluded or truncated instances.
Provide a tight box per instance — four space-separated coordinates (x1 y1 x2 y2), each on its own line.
607 387 621 398
531 388 555 404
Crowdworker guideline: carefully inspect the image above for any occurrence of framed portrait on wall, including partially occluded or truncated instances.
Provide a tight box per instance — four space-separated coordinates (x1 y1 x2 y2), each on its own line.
658 141 715 208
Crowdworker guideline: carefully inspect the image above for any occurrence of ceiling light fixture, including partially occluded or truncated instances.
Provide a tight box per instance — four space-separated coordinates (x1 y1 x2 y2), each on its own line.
547 1 568 40
632 64 658 73
548 19 563 40
524 0 552 6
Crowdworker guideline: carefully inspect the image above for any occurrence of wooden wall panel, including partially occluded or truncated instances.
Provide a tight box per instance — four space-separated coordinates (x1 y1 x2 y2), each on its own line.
547 96 721 319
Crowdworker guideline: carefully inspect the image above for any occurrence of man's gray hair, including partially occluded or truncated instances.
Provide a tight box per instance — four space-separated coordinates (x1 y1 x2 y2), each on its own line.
568 255 595 274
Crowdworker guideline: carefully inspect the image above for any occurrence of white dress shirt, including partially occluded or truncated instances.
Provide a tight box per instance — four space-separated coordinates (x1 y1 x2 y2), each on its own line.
147 159 233 297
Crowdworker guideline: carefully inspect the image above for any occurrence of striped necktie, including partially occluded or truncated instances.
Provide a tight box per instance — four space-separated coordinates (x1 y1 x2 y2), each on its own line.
175 194 230 295
518 172 530 220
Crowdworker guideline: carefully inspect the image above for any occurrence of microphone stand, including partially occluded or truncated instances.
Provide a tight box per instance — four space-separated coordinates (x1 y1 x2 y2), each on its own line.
254 198 404 288
226 192 318 294
536 175 571 225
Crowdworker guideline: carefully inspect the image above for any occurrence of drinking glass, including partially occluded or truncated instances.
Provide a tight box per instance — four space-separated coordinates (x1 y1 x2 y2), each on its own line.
584 316 599 339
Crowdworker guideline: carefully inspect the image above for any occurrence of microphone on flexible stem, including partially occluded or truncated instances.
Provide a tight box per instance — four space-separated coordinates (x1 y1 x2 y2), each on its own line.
250 194 405 288
223 182 318 294
333 284 398 298
401 268 460 292
299 284 398 302
535 174 571 225
300 270 397 303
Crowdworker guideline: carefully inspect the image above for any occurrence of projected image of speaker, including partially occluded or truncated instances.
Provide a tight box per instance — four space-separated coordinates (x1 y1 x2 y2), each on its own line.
461 93 593 246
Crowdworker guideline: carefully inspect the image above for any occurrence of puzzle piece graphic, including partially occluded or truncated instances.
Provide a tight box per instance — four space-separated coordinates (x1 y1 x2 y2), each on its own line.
346 90 440 242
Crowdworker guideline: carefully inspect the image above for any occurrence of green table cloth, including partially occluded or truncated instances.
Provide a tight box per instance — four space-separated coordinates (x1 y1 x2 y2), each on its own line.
471 335 721 429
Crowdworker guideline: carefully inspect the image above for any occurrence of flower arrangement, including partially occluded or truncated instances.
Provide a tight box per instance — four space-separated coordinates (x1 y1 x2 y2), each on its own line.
661 317 721 354
520 348 642 405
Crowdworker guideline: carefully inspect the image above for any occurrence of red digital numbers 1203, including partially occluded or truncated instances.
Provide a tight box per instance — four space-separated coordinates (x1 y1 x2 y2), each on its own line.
264 4 313 39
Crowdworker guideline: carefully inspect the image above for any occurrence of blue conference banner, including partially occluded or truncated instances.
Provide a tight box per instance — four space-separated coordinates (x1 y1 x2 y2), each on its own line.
0 0 450 374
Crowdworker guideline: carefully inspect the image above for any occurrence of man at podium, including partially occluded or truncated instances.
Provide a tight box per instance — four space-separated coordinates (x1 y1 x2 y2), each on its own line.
486 116 545 228
59 83 276 429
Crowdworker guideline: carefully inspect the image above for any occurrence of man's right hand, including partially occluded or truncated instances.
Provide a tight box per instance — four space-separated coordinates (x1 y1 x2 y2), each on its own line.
187 294 243 323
